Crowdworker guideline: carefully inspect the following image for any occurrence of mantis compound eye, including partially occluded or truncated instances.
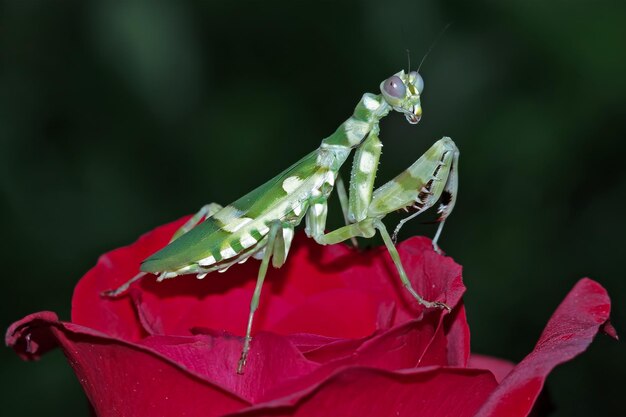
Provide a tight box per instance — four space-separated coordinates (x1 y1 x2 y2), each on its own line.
382 75 406 99
410 71 424 94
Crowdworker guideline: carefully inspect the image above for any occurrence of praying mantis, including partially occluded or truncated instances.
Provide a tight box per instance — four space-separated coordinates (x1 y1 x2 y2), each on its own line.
104 70 459 374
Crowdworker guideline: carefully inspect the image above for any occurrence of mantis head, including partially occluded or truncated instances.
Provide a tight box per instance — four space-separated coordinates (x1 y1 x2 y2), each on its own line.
380 70 424 124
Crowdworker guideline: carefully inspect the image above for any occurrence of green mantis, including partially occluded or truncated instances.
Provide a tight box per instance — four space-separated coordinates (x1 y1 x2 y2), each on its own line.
104 70 459 374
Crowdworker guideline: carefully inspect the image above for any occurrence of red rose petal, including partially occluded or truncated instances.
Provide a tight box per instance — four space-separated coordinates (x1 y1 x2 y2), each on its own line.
227 367 498 417
8 206 617 417
601 320 618 340
7 312 249 417
468 354 515 383
6 311 68 360
475 278 614 417
73 215 466 350
139 331 318 402
72 217 188 340
445 303 471 367
262 314 445 402
294 335 373 363
270 288 379 338
338 237 465 324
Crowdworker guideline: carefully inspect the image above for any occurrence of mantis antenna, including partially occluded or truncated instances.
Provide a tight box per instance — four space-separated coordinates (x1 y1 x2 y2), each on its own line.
417 22 452 73
406 48 412 74
393 22 453 242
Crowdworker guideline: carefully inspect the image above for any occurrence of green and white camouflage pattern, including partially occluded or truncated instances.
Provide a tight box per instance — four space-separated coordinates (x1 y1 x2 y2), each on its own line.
104 70 460 374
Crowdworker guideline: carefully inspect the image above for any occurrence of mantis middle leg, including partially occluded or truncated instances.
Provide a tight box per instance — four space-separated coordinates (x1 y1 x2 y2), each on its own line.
237 220 294 374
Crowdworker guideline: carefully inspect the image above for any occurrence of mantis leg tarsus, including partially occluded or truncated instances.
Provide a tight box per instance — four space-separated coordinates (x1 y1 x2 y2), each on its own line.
101 272 148 298
375 219 450 311
237 220 283 375
308 217 449 311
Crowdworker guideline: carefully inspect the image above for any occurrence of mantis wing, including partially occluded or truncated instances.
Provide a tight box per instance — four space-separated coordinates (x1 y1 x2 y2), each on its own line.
141 150 320 272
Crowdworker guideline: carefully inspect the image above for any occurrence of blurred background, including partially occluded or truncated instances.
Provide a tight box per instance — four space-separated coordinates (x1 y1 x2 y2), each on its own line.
1 0 625 416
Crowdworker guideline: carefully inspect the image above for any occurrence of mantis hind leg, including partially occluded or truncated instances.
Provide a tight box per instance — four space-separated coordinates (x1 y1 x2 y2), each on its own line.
102 202 223 297
170 202 224 241
237 220 293 374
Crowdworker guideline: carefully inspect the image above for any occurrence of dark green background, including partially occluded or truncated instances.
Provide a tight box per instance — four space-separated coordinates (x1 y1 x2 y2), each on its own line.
2 1 624 416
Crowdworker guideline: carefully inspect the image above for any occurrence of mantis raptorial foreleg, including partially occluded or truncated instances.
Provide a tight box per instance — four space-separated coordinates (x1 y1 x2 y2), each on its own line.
431 148 459 252
310 137 459 310
391 141 459 251
348 130 383 223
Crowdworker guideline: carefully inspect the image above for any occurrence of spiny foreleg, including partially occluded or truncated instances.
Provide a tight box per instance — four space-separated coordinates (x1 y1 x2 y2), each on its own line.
431 146 459 253
308 137 459 310
354 136 458 251
348 129 383 223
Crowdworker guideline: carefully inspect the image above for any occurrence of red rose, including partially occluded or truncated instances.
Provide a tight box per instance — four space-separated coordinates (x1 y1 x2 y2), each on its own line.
6 216 616 417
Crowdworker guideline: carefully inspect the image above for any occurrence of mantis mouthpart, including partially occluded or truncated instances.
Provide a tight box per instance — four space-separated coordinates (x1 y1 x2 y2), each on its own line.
103 69 459 374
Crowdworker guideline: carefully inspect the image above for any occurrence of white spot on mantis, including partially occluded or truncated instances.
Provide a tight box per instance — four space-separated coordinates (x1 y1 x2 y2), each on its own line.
220 247 237 259
292 202 302 216
359 152 376 173
198 255 216 266
282 176 303 194
218 266 231 273
283 227 294 244
363 94 380 110
344 119 370 145
282 227 294 257
311 187 322 198
240 233 257 248
358 182 370 202
222 217 253 233
257 223 270 235
158 271 178 281
313 203 326 216
238 256 249 264
213 206 243 224
316 150 333 167
324 171 335 186
196 273 208 279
